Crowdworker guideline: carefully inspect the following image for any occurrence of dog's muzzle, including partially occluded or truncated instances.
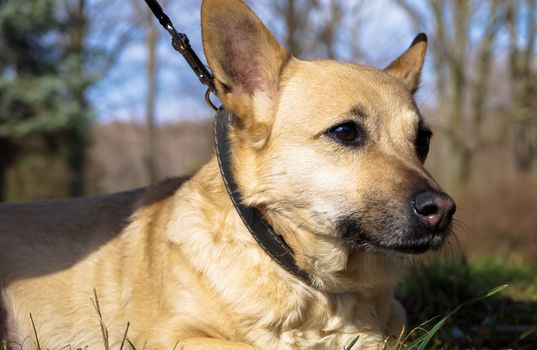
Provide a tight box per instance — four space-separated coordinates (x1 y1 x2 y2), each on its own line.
338 189 456 255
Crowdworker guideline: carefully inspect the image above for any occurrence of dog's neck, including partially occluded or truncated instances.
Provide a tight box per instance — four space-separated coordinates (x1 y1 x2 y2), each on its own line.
171 156 406 293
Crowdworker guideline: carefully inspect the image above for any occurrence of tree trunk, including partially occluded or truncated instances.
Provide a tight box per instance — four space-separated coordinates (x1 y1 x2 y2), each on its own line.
145 10 158 184
68 135 87 197
506 0 537 172
0 138 14 202
0 159 6 202
67 0 88 197
458 147 473 186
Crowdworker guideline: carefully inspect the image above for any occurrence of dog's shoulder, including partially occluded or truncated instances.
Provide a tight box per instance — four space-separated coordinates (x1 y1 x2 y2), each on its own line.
138 176 191 207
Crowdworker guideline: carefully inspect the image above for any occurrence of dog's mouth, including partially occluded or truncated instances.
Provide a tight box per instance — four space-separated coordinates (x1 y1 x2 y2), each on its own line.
338 218 451 255
360 233 448 255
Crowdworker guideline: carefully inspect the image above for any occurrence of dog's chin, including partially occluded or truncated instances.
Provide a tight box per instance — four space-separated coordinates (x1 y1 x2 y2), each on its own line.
338 218 451 256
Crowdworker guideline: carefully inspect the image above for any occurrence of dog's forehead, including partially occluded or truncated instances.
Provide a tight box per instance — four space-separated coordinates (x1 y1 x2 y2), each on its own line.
277 59 419 127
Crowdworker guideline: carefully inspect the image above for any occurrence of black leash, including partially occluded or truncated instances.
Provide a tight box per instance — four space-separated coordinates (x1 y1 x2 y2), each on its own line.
144 0 312 286
144 0 217 110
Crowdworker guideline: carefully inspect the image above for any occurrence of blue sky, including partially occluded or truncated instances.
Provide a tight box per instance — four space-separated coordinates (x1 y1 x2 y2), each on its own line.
87 0 434 123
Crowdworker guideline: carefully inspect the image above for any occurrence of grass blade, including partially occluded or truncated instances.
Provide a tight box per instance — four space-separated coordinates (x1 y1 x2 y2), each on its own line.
29 313 42 350
416 284 508 350
484 284 508 298
343 336 359 350
517 326 536 342
387 325 406 349
126 338 137 350
91 289 110 350
119 322 131 350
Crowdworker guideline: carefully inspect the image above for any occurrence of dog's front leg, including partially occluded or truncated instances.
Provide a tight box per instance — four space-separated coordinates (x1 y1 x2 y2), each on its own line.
178 337 256 349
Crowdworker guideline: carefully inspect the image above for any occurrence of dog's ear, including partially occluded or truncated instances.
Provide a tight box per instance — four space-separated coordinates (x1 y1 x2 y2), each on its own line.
202 0 290 123
384 33 427 94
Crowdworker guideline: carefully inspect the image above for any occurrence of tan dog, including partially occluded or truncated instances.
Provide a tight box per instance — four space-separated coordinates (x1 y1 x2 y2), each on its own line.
0 0 456 349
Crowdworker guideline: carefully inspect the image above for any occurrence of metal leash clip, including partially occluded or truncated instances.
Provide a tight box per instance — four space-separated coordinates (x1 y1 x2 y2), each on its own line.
144 0 218 111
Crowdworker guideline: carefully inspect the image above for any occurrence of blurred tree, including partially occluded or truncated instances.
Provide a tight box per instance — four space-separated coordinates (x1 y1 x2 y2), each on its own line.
144 9 158 184
314 0 343 59
130 0 164 184
267 0 367 60
0 0 139 201
398 0 537 188
0 0 92 200
394 0 537 190
272 0 321 58
62 0 91 196
506 0 537 172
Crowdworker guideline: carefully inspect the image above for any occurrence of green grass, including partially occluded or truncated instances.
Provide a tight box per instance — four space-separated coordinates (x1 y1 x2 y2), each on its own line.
398 256 537 349
344 281 509 350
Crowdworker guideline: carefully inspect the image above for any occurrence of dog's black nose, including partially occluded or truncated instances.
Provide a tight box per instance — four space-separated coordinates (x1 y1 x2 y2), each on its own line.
413 190 456 232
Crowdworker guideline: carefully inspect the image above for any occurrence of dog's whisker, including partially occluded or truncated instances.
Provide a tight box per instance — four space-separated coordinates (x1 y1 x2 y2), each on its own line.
452 219 471 242
440 234 463 259
454 206 471 214
453 218 470 232
295 212 324 231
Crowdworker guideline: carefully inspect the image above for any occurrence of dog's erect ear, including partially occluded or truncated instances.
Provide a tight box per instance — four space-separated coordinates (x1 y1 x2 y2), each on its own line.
384 33 427 94
201 0 290 121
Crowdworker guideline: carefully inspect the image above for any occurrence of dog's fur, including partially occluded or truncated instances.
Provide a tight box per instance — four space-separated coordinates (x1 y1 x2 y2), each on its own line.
0 0 453 349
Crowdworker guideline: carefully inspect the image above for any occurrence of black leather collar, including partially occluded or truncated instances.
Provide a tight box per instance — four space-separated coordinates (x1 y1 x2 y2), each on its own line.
214 108 312 285
143 0 311 283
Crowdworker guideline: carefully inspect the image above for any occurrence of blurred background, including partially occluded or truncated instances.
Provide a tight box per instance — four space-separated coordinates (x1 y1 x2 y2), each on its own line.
2 0 535 264
0 0 536 346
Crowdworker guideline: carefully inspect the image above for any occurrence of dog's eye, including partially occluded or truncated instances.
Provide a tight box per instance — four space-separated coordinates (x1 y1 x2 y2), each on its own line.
416 129 432 161
328 122 364 146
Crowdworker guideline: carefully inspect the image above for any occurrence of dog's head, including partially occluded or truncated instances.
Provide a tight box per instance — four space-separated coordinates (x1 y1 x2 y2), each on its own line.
202 0 456 283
